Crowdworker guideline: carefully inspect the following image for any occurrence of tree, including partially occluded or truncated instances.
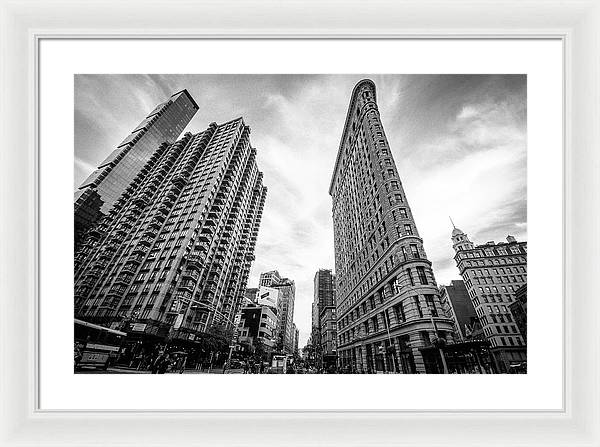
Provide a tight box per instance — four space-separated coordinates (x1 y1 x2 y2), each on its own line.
253 338 268 363
200 324 233 356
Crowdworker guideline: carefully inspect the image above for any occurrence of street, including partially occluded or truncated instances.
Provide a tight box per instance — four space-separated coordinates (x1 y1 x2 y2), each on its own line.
75 366 247 374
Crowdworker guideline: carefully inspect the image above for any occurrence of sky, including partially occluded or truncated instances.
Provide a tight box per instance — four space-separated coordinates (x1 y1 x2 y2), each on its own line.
75 74 527 348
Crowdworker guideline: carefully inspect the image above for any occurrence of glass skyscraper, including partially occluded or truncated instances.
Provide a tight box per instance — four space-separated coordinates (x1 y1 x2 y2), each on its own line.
74 90 198 249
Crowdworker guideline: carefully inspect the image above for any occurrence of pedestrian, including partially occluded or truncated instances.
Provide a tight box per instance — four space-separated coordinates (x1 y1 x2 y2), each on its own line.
150 353 163 374
176 355 186 374
158 354 170 374
243 361 249 374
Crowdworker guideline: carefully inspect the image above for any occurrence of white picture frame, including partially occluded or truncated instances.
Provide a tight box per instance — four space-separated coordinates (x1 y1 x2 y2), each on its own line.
1 0 599 445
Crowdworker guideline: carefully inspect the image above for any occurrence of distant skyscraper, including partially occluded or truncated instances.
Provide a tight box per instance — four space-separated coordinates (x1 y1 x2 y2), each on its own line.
293 323 299 354
259 270 283 287
74 116 267 344
74 90 198 249
259 270 296 354
313 269 337 370
330 79 454 374
451 225 527 372
439 280 481 341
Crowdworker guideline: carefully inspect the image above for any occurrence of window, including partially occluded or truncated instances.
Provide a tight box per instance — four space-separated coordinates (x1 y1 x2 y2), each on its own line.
372 316 379 332
413 296 423 318
395 301 405 322
410 244 420 259
416 266 428 285
404 224 413 235
425 294 437 317
399 208 408 218
407 268 415 286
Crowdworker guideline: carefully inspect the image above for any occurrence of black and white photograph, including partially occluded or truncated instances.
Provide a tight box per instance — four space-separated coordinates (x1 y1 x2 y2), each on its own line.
73 74 527 375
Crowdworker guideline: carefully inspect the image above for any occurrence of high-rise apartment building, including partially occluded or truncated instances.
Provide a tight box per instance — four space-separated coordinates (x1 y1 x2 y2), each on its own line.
259 270 296 354
74 90 198 249
330 79 454 374
313 269 337 369
451 226 527 371
74 115 267 347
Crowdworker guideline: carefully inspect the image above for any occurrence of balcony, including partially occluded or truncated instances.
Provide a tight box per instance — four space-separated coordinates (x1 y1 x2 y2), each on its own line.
134 196 149 208
172 175 187 187
204 284 217 294
195 243 209 253
144 227 158 238
132 245 146 255
206 274 219 284
166 189 178 201
186 255 203 270
87 228 102 241
139 237 154 247
148 219 161 230
182 269 200 281
107 285 127 297
179 280 196 292
92 260 108 270
121 264 137 275
113 274 133 286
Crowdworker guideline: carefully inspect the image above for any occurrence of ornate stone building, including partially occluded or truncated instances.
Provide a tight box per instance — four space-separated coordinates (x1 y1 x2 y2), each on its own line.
331 80 454 373
451 225 527 372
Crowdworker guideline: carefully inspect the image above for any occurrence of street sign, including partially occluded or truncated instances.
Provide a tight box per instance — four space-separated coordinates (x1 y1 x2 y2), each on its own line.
174 313 184 329
130 323 147 332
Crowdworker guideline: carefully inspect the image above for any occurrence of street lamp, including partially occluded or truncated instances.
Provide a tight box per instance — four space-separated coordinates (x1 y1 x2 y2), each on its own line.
429 312 449 374
382 310 397 373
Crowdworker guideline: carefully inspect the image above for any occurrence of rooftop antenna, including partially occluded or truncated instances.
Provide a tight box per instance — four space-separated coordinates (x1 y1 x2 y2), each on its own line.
449 216 456 229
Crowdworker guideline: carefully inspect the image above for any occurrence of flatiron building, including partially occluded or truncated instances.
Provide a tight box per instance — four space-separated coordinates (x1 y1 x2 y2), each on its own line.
74 115 267 344
330 79 454 373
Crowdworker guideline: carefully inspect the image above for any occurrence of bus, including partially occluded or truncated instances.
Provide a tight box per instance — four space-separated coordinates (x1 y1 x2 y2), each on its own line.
74 319 127 371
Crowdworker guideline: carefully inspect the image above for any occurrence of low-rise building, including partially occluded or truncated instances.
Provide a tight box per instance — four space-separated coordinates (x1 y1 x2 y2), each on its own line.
236 303 277 360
